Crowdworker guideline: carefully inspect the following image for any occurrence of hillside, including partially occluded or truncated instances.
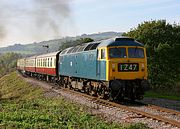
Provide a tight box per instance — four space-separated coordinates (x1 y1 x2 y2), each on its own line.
0 32 122 55
0 53 21 77
0 72 147 128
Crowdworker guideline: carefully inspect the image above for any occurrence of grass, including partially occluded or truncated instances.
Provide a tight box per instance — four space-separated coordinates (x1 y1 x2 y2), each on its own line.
0 72 149 129
145 91 180 101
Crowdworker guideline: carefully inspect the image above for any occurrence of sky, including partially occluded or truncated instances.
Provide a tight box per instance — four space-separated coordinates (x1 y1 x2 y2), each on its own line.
0 0 180 47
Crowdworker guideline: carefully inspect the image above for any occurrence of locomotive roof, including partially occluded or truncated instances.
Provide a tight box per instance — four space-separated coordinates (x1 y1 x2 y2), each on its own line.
59 37 144 55
97 37 144 47
60 41 100 55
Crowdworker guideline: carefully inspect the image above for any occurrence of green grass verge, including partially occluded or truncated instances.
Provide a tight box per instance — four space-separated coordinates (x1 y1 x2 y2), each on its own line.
145 91 180 101
0 72 149 129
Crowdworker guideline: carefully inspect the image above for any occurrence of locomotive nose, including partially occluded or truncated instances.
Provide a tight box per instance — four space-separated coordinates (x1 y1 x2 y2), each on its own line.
108 60 147 80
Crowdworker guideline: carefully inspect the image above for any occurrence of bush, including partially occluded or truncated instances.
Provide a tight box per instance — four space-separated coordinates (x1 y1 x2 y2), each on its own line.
124 20 180 93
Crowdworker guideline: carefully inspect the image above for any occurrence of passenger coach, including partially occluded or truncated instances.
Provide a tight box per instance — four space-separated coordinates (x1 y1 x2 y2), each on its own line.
24 56 36 75
35 51 60 81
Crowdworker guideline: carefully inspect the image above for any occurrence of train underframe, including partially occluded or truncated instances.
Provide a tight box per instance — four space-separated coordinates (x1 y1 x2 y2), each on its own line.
22 70 148 101
58 76 148 101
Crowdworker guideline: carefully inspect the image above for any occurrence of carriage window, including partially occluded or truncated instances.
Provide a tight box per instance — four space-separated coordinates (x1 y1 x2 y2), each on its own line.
48 58 49 67
101 49 106 59
50 58 52 67
128 48 144 58
45 58 47 67
43 59 45 67
54 58 56 67
109 48 126 58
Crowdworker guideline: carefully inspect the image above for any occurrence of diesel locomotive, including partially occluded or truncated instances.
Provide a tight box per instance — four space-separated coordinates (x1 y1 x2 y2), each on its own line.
17 37 149 101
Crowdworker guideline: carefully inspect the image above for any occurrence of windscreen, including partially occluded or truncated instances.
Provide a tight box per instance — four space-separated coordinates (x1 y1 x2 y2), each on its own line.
128 48 144 58
109 48 126 58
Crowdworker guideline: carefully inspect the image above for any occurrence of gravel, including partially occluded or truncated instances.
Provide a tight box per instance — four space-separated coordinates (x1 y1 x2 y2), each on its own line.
139 98 180 111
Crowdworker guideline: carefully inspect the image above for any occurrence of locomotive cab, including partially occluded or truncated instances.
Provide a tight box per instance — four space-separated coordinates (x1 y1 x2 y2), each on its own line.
97 37 149 100
107 46 147 80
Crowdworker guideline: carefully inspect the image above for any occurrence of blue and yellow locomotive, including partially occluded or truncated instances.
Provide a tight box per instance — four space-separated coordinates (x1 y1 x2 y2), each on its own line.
58 37 149 101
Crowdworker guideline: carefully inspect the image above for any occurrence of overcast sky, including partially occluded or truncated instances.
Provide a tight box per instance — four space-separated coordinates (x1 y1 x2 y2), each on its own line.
0 0 179 47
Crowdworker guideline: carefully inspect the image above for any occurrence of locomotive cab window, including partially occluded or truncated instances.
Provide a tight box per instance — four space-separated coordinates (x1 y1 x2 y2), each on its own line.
128 48 144 58
109 47 126 58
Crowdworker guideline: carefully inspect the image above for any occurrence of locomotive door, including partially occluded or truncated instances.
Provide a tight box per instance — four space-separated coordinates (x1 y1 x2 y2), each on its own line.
96 48 106 80
96 49 100 78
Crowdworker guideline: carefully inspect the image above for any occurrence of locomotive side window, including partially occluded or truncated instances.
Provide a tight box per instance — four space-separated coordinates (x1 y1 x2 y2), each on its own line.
77 44 87 52
84 43 100 51
72 46 80 53
90 43 100 50
109 48 126 58
67 47 74 53
101 49 106 59
61 49 67 55
84 44 94 51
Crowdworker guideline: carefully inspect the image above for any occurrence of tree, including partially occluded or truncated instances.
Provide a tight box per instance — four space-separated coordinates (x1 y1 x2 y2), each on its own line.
0 52 21 77
124 20 180 92
59 38 94 50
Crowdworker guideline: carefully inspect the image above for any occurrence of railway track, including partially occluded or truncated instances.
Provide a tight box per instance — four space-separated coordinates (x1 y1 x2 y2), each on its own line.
20 73 180 128
52 87 180 128
147 104 180 116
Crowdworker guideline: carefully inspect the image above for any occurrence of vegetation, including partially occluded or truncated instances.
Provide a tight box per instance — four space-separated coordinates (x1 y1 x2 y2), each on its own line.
59 38 94 50
124 20 180 95
0 72 149 129
0 52 21 77
145 91 180 101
